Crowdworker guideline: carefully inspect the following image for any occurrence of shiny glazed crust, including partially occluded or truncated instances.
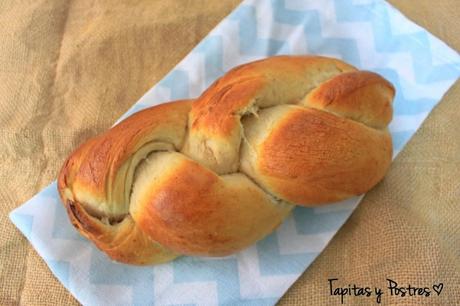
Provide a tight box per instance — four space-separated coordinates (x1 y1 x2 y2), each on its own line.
58 55 395 265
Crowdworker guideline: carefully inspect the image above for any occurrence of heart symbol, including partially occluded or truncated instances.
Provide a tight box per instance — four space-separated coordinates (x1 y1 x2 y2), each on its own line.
432 283 444 296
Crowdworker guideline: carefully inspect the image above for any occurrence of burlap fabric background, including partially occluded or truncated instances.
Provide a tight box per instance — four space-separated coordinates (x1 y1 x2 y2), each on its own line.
0 0 458 305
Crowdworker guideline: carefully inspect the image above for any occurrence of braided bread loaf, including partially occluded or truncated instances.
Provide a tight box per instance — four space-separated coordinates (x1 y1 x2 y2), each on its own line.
58 56 395 265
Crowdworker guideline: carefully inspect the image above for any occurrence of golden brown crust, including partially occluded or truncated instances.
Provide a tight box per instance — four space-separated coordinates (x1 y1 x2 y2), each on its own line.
63 199 178 265
61 101 191 204
191 55 355 132
184 55 357 174
130 152 292 256
58 101 191 264
256 108 392 204
302 71 395 129
58 56 395 265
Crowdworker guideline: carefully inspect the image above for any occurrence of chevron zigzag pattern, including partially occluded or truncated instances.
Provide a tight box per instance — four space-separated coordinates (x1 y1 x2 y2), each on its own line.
10 0 460 305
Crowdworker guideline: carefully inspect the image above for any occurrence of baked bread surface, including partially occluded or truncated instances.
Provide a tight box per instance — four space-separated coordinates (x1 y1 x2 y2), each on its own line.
58 56 395 264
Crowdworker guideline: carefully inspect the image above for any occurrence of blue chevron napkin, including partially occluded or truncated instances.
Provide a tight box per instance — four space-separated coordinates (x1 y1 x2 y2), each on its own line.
10 0 460 305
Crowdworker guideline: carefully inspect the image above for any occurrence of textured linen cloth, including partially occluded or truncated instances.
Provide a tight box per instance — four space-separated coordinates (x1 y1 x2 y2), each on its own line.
0 0 459 305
